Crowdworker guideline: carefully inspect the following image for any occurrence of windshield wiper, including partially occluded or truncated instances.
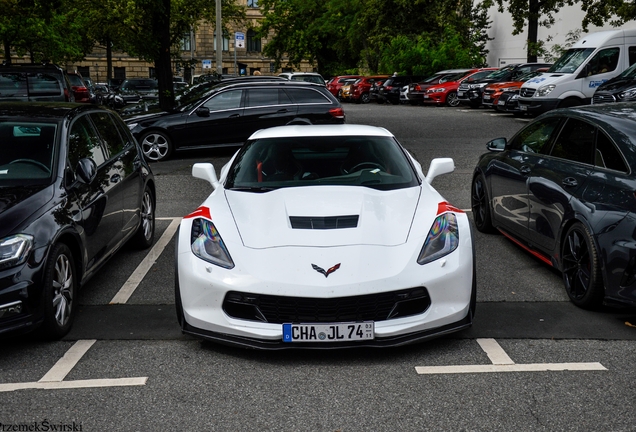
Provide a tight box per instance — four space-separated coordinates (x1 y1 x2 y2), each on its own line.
229 186 276 193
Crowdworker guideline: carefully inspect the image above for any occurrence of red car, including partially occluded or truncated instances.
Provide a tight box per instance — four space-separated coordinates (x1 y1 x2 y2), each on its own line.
346 75 390 104
66 71 92 103
482 68 550 108
326 75 362 98
422 68 498 107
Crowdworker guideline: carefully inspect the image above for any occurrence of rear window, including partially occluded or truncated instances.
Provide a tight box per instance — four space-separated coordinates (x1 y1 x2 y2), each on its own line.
290 75 325 85
285 88 331 104
121 80 158 90
0 73 63 97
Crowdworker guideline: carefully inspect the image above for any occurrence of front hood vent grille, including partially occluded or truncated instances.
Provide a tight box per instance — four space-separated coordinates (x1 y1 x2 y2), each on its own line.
290 215 359 230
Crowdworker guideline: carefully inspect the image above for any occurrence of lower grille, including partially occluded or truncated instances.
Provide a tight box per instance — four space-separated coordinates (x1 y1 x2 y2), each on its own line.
592 93 616 104
223 288 431 324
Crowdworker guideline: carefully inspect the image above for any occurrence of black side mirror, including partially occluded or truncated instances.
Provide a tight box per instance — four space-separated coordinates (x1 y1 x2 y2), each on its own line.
196 106 210 117
486 138 507 152
75 158 97 184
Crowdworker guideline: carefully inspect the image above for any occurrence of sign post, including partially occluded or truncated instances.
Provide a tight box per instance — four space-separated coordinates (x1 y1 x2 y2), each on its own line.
235 32 245 76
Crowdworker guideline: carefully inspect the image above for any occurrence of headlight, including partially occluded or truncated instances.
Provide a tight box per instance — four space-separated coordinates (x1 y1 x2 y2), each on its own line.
536 84 556 97
434 88 445 93
500 88 515 93
470 83 487 89
0 234 33 270
127 123 138 130
191 219 234 269
618 87 636 100
417 213 459 265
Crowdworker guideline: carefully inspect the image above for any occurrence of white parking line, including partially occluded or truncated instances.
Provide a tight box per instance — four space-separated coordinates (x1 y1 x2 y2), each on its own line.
110 217 181 304
415 338 607 374
0 340 148 392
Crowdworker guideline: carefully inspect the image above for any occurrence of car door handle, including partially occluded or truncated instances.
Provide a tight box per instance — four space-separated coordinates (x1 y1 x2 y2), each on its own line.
276 109 290 113
228 113 240 118
520 165 531 175
110 174 121 183
562 177 578 187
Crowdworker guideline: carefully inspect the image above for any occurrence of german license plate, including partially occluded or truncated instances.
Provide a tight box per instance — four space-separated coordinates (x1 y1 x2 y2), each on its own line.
457 91 464 97
483 95 490 100
423 95 429 99
283 322 374 343
520 104 527 111
498 99 505 105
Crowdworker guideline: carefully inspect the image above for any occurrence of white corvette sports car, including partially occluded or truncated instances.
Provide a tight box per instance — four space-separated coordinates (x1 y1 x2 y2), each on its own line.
175 124 475 349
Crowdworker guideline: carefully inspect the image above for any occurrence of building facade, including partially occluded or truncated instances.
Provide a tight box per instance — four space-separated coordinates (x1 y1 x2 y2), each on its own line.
67 0 315 84
485 4 636 66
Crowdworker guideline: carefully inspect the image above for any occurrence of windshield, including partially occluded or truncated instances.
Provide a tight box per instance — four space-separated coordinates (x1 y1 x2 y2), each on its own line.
290 75 325 85
548 48 595 73
225 135 420 191
484 65 516 80
617 62 636 79
121 79 158 90
0 122 57 186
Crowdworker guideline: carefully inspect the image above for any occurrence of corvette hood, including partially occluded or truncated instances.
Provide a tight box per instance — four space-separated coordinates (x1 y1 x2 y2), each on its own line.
225 186 423 248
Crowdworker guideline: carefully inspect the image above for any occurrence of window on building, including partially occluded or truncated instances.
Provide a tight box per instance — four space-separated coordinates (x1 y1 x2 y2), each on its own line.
181 33 194 51
248 0 258 7
114 67 126 80
76 67 90 81
149 67 156 78
214 32 230 51
247 29 261 52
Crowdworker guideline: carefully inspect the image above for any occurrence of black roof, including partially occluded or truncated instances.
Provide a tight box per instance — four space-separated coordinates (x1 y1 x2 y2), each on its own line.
0 102 109 120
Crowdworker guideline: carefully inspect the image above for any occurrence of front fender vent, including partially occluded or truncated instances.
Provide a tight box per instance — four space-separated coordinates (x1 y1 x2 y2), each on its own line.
290 215 358 230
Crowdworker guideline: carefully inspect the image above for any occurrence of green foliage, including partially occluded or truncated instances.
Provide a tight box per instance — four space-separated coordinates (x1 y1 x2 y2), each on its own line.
580 0 636 30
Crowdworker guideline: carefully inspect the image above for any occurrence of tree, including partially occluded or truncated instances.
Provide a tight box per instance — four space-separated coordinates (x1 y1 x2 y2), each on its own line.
579 0 636 30
493 0 575 62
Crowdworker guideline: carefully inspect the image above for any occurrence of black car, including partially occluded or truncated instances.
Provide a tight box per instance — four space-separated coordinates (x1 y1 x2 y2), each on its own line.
118 78 159 104
0 103 155 338
125 80 346 162
493 90 523 114
458 63 552 108
472 103 636 309
592 61 636 104
376 75 424 105
0 63 75 102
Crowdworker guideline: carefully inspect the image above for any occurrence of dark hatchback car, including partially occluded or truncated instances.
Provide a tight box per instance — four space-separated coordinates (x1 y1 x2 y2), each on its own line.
376 75 424 105
125 80 346 162
592 61 636 104
472 103 636 309
458 63 551 108
118 78 159 104
0 63 74 102
0 103 156 339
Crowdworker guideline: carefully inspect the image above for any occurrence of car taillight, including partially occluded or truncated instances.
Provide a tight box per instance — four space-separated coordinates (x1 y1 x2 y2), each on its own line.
385 86 393 90
415 85 421 91
328 107 345 119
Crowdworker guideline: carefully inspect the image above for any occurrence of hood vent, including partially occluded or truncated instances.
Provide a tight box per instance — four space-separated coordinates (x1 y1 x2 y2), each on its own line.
290 215 359 230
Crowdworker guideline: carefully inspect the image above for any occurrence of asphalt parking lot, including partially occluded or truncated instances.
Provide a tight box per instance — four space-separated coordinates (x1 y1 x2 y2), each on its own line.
1 103 635 431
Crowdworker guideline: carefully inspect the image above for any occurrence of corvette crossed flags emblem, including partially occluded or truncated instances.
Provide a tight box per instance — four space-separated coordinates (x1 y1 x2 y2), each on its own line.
312 263 341 278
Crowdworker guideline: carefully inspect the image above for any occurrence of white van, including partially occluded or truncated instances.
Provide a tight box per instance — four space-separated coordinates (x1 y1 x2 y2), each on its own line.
518 29 636 114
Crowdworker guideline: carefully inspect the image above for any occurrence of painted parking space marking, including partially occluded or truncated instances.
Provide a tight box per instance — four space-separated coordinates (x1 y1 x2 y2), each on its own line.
415 338 607 374
0 340 147 392
110 217 181 304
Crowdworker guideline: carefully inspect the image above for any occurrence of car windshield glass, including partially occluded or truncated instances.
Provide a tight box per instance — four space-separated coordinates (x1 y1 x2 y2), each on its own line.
67 74 84 86
484 65 515 80
291 75 325 85
121 80 158 90
0 122 57 186
225 135 420 191
440 72 467 83
617 62 636 79
548 48 595 73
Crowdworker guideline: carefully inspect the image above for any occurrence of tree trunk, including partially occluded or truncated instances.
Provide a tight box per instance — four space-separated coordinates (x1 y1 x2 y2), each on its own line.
527 0 539 63
3 40 11 64
155 0 174 111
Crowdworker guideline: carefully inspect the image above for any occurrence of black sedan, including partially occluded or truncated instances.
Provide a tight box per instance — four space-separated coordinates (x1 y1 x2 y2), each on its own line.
0 103 155 338
124 80 345 162
472 103 636 309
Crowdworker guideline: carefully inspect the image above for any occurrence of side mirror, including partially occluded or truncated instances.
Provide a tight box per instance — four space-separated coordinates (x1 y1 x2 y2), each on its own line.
486 138 507 152
75 158 97 184
192 163 220 190
195 106 210 117
425 158 454 184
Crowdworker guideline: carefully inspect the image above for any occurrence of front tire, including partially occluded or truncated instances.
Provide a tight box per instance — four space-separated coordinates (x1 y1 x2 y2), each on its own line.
140 130 173 162
40 244 76 339
446 91 460 107
561 223 604 309
359 93 370 104
471 173 495 233
130 186 155 249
